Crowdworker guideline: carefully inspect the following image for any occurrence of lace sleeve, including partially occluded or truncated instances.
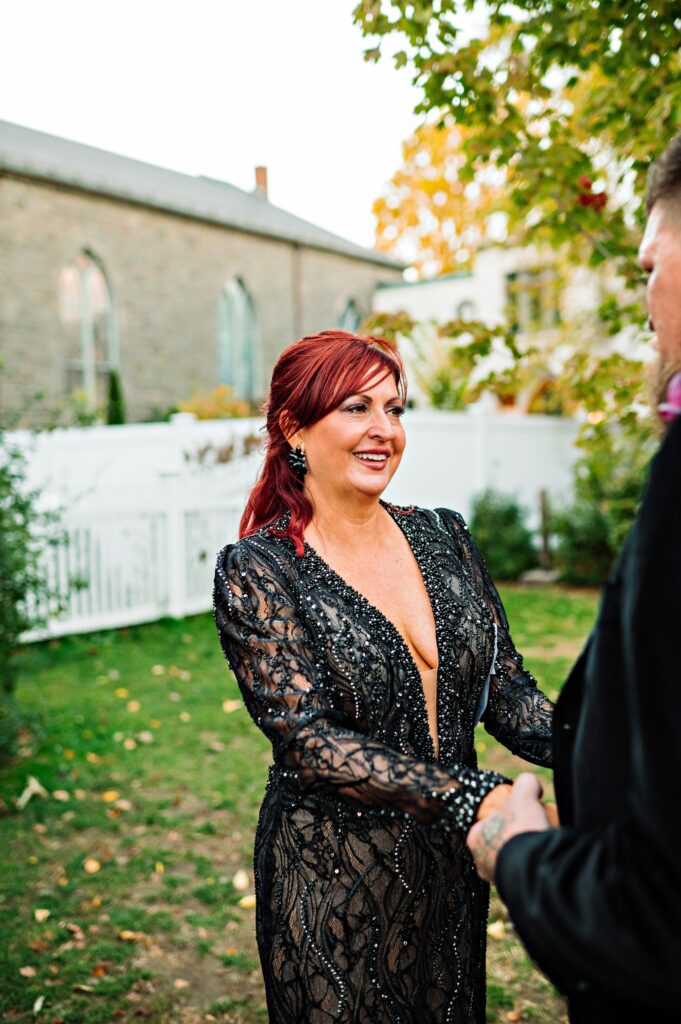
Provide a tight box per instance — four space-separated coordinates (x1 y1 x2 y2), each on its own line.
437 509 554 768
213 538 510 831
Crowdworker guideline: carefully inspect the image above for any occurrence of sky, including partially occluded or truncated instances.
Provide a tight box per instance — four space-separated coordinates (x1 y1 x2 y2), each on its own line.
1 0 426 249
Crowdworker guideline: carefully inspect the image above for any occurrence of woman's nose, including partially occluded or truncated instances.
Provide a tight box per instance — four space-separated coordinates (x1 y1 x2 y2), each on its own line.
367 410 396 438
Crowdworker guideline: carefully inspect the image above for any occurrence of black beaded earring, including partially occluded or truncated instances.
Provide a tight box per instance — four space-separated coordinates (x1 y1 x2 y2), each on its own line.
288 445 307 479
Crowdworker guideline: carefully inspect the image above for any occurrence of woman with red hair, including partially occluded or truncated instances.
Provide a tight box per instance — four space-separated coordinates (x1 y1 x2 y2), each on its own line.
214 330 554 1023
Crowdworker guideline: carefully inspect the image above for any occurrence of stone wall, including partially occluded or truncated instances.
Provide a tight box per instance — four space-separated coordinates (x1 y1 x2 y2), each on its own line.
0 175 399 424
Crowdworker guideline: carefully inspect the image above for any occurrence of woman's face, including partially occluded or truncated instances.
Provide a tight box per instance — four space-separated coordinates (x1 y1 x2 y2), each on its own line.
297 371 406 504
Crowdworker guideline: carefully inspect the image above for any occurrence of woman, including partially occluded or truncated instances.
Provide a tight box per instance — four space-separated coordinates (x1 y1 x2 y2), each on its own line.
213 330 554 1023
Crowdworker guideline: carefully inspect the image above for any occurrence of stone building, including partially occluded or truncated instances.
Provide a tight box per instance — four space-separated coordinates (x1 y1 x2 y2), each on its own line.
0 120 401 424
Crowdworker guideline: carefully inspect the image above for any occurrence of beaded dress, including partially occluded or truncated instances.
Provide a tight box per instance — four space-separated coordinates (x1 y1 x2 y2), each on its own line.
213 504 553 1024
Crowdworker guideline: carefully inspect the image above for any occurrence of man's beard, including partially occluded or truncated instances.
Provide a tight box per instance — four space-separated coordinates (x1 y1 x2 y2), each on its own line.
644 350 681 430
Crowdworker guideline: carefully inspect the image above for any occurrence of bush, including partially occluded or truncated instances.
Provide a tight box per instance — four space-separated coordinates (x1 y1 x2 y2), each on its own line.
178 385 254 419
552 419 656 585
0 422 77 758
106 370 126 425
469 489 538 581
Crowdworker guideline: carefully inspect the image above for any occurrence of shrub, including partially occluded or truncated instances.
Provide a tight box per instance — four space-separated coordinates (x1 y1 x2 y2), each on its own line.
178 385 254 420
0 422 77 758
552 419 656 585
469 489 538 581
106 370 126 425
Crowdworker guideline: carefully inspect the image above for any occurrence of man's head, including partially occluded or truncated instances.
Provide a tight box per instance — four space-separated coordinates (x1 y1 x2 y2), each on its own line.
639 132 681 413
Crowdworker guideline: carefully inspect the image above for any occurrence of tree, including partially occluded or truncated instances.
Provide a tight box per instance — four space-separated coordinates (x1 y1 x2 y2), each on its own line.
373 120 504 275
355 1 681 303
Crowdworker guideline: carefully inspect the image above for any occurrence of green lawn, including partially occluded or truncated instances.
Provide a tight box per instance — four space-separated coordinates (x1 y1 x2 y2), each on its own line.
0 585 598 1024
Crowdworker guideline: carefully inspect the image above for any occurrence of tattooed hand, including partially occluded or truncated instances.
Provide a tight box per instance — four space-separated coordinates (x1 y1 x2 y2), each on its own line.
466 773 553 882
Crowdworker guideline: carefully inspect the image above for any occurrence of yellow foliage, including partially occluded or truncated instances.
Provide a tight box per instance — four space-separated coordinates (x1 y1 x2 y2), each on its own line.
373 119 506 277
179 385 253 420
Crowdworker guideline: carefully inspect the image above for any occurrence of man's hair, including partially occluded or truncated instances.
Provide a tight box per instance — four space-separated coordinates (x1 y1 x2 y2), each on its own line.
646 131 681 213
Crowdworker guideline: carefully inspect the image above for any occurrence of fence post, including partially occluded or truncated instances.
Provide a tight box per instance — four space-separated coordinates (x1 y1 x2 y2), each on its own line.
160 470 187 618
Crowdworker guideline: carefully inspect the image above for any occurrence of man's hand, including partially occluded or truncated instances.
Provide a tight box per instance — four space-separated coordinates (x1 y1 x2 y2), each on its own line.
467 773 553 883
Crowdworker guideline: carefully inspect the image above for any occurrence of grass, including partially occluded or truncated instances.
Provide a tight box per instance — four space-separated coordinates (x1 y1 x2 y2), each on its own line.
0 585 599 1024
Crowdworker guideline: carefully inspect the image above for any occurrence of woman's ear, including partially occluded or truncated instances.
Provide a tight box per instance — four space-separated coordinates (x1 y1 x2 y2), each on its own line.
278 410 300 447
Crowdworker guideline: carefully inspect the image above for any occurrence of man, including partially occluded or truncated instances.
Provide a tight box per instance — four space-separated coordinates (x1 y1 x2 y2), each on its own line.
467 132 681 1023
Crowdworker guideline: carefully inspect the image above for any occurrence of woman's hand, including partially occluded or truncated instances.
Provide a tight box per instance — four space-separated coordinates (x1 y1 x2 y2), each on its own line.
475 783 513 821
544 801 560 827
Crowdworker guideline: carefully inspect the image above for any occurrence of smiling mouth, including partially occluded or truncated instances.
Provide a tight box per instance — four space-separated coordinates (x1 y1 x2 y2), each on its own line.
353 452 389 464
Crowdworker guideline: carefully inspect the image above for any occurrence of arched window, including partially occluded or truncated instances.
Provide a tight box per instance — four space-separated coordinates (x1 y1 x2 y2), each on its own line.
217 279 260 403
457 300 477 321
338 298 362 333
58 251 118 404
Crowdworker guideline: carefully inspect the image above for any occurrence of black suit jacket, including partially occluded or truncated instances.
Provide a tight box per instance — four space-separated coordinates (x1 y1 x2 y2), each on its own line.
495 415 681 1023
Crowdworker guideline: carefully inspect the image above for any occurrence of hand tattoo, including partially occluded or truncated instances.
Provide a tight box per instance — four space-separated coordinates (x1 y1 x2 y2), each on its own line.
475 813 505 881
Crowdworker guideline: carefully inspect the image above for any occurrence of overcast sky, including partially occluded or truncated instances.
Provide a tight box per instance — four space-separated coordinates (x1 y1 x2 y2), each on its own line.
1 0 427 248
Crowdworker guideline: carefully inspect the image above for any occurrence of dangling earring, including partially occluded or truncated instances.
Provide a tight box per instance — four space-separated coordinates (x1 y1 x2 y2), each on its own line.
288 445 307 479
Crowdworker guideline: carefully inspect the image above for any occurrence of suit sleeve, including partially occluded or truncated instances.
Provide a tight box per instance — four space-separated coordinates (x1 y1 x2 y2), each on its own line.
495 417 681 1008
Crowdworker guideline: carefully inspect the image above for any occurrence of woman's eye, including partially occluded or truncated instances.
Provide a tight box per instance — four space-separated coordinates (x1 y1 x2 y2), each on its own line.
344 404 367 413
389 406 405 417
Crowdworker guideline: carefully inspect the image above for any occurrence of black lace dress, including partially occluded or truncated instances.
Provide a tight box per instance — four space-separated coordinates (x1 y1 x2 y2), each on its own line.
213 504 553 1024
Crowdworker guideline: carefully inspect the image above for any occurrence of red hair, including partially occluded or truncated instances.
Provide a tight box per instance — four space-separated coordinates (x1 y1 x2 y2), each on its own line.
239 330 407 554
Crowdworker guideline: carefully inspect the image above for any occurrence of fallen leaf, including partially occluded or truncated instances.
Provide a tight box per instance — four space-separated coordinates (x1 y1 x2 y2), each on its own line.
19 965 37 977
179 711 191 722
173 978 190 989
74 789 87 800
238 894 257 909
101 790 120 803
127 700 141 713
32 994 45 1013
232 869 249 892
123 738 137 751
178 670 192 681
30 939 50 952
114 687 128 699
86 752 100 764
118 929 143 942
33 823 47 834
169 692 181 702
151 664 165 675
73 983 95 993
137 731 154 743
16 776 49 810
64 749 75 760
149 719 161 728
52 790 70 802
115 798 133 811
83 858 101 874
506 1012 522 1022
222 699 241 714
34 908 51 923
155 862 164 875
91 960 114 976
487 920 506 941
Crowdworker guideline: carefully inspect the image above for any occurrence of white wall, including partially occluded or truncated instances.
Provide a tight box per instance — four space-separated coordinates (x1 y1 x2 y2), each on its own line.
385 409 578 521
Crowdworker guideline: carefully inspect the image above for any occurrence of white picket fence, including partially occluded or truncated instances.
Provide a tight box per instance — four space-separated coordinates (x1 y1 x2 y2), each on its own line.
12 410 579 640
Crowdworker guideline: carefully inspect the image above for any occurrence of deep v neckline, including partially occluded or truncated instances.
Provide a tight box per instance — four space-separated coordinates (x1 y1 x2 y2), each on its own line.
301 502 442 759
